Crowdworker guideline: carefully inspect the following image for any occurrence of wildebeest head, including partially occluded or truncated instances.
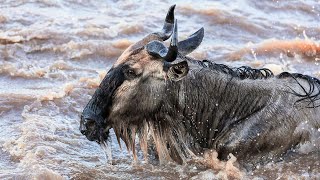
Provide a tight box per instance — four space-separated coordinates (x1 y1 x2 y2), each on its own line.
80 5 204 153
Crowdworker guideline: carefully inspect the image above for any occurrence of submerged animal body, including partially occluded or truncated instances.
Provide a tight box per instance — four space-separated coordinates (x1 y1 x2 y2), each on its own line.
80 5 320 166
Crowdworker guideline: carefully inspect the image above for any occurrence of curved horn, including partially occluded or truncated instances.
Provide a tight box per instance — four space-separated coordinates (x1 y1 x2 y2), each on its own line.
178 27 204 55
146 19 178 62
154 5 175 41
163 19 178 62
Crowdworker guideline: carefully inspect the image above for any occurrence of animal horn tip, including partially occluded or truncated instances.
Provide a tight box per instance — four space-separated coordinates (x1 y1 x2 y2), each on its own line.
198 27 204 38
196 27 204 36
177 27 204 55
166 5 176 23
170 4 176 11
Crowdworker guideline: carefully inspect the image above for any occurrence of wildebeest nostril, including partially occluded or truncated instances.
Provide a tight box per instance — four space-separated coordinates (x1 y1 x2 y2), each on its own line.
80 129 87 135
79 118 88 135
80 115 96 135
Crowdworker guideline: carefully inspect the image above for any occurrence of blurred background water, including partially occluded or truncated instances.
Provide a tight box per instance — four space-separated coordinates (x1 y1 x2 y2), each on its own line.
0 0 319 179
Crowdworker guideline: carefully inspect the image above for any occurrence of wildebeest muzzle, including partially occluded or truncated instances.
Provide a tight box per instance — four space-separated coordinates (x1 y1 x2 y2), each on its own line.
80 110 111 143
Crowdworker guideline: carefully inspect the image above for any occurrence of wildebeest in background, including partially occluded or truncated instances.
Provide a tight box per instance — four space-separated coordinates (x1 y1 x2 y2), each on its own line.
80 5 320 166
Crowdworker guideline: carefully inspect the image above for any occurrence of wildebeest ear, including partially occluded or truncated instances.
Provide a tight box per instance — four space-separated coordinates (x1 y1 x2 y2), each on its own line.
165 61 189 81
178 27 204 55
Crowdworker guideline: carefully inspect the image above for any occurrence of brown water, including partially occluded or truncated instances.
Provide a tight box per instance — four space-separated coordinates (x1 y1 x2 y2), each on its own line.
1 0 320 179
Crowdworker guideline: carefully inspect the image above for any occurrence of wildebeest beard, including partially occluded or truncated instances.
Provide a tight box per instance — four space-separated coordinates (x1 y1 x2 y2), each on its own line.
80 63 190 163
80 68 195 163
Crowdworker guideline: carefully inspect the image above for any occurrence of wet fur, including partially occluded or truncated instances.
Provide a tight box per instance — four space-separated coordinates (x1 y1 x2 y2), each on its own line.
97 55 320 166
81 6 320 167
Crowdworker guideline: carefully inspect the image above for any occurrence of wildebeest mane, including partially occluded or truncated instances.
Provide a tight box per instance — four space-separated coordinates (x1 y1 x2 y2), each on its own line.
189 58 320 108
277 72 320 108
195 59 274 80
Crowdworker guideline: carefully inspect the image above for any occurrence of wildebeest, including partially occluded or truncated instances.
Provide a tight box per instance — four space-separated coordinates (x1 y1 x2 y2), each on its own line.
80 5 320 166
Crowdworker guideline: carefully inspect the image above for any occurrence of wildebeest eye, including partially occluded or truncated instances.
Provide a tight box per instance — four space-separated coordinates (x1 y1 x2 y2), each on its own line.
124 68 137 79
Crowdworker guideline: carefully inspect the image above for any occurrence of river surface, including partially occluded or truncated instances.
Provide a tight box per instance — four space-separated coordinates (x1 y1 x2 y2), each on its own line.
0 0 320 179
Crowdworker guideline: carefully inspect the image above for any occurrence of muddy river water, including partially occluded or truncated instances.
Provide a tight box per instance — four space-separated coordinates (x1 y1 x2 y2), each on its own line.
0 0 319 179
